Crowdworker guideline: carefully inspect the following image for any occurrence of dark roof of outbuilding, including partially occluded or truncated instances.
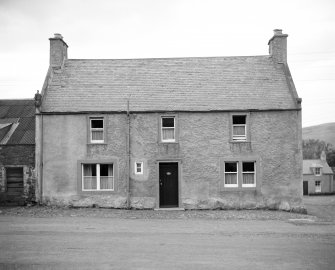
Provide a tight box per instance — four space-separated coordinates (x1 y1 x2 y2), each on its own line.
0 99 35 145
41 56 298 112
303 159 334 175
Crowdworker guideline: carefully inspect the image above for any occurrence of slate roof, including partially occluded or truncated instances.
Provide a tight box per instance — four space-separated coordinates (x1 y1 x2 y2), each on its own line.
303 160 334 175
0 100 35 145
42 56 298 112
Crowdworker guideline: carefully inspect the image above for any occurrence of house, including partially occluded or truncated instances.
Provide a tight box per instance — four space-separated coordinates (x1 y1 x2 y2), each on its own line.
35 30 303 211
303 152 334 195
0 99 36 205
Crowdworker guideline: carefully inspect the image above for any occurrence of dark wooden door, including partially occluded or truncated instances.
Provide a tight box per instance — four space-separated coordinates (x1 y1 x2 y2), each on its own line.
159 163 178 208
303 181 308 196
6 167 24 194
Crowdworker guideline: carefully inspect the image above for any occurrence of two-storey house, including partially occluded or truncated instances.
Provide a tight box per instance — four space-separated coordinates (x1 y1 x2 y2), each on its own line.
35 30 303 211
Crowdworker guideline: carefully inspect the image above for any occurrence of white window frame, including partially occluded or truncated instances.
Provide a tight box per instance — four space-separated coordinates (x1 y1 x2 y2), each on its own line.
242 162 256 188
232 115 247 142
315 167 321 176
224 162 238 188
82 163 114 191
161 117 175 143
135 162 143 175
90 118 104 143
315 180 321 193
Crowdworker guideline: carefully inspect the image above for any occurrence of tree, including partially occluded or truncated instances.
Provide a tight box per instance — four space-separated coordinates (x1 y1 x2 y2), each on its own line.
302 139 335 167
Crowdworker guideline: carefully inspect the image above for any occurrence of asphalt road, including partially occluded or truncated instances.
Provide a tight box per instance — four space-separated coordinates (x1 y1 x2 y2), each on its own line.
0 215 334 270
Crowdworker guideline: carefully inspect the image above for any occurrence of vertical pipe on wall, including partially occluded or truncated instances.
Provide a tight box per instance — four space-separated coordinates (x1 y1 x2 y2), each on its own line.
126 99 131 209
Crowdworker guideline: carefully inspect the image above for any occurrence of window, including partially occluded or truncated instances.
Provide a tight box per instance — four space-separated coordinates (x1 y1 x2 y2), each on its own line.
90 118 104 143
232 115 247 141
315 167 321 176
315 180 321 193
242 162 256 187
161 117 175 142
82 163 113 191
135 162 143 175
224 162 238 187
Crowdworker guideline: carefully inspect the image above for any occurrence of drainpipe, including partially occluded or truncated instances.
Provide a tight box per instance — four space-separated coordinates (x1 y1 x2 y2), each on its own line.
40 114 43 203
126 99 131 209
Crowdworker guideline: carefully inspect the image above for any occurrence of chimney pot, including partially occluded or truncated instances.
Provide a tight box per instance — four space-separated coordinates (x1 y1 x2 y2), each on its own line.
54 33 63 39
274 29 283 35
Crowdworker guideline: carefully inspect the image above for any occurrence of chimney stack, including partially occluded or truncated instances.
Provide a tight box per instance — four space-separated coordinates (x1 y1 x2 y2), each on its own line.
268 29 288 63
49 33 68 68
320 151 327 161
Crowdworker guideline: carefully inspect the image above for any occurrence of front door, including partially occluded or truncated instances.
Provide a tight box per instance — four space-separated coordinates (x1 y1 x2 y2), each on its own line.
303 181 308 195
159 162 178 208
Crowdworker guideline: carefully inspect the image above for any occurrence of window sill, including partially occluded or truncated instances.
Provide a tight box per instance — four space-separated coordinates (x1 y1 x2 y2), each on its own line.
87 143 108 145
221 187 257 193
78 190 116 195
229 140 251 144
159 142 179 145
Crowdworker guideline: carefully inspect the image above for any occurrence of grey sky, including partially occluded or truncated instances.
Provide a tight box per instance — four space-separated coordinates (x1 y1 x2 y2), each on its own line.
0 0 334 127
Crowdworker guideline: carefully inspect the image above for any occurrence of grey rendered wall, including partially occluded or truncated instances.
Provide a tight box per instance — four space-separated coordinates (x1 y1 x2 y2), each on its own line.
41 110 303 211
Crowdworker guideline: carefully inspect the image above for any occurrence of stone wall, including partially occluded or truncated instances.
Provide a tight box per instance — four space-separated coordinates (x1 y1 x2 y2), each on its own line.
0 145 36 204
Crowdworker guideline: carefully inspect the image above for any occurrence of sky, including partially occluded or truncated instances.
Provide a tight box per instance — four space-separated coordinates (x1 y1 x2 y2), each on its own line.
0 0 334 127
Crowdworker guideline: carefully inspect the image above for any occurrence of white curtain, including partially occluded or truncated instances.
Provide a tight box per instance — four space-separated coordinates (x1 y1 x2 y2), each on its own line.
92 130 103 141
225 173 237 185
100 164 113 190
162 128 174 140
243 173 254 184
83 164 97 190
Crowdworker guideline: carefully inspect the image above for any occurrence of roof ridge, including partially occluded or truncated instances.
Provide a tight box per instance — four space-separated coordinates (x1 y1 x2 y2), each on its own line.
66 55 270 61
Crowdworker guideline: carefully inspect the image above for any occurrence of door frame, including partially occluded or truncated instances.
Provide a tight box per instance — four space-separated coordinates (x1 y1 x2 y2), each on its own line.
156 159 182 209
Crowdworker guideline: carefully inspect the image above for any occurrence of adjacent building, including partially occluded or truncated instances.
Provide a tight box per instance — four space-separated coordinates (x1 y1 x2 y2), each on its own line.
0 99 36 205
35 30 303 211
303 152 334 195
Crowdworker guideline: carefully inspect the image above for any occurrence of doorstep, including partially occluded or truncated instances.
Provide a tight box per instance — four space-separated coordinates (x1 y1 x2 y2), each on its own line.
154 207 185 211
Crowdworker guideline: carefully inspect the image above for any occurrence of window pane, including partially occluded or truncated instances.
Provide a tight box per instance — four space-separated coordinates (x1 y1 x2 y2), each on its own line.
83 164 96 176
162 128 175 140
92 130 103 141
225 173 237 185
83 176 97 189
243 173 255 184
233 126 246 136
225 162 237 172
136 163 142 173
100 164 113 176
100 176 113 190
91 119 103 128
243 162 254 172
162 117 174 127
233 115 246 124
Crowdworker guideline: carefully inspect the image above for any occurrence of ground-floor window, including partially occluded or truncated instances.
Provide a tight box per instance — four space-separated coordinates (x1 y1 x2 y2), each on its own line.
82 163 114 191
315 180 321 193
224 161 256 188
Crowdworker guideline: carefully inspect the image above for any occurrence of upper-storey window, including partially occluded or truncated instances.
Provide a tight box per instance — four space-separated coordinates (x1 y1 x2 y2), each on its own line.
90 118 104 143
161 117 175 142
232 115 247 141
314 167 321 176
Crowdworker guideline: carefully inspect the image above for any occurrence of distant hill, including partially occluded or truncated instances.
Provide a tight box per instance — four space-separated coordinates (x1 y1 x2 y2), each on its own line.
303 123 335 146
